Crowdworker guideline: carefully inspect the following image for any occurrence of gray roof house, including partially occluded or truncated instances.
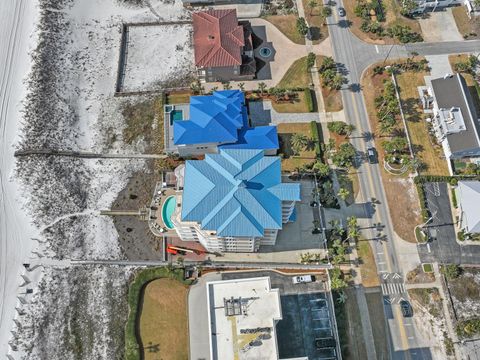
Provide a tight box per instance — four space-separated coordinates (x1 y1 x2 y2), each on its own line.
430 73 480 161
457 181 480 233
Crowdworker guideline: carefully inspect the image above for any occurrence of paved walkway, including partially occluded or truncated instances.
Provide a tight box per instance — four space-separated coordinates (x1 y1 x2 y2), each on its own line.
295 0 327 114
249 100 346 124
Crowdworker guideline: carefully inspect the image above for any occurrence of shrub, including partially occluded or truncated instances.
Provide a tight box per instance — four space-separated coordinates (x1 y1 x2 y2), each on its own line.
373 65 384 75
332 142 356 168
296 17 308 36
307 52 316 69
451 187 457 208
310 121 323 159
304 88 314 112
441 264 461 280
327 121 355 135
456 318 480 338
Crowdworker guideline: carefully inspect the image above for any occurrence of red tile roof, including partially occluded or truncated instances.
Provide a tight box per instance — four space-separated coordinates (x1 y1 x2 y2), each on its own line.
193 9 244 68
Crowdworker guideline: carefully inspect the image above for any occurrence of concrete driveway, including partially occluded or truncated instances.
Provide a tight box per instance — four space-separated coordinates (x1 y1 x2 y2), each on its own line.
418 9 463 42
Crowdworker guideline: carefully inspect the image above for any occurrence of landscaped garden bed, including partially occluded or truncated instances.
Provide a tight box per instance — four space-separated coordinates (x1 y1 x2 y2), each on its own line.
343 0 423 44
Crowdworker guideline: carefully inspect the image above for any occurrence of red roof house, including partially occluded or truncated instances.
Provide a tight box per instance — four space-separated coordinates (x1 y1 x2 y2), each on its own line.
192 10 256 82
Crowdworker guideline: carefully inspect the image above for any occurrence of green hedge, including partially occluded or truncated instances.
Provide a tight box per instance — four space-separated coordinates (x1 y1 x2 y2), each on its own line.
125 266 189 360
310 121 323 160
304 88 314 112
451 187 458 208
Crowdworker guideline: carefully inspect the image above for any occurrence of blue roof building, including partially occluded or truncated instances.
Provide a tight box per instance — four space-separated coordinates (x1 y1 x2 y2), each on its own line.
180 149 300 239
173 90 278 154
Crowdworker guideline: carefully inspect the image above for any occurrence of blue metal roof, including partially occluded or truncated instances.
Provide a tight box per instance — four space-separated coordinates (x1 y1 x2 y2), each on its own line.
219 126 279 150
181 149 301 237
173 90 278 151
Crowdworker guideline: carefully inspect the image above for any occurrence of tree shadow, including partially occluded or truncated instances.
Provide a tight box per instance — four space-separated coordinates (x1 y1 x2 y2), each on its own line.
402 98 422 122
337 19 352 29
308 26 323 41
349 83 362 92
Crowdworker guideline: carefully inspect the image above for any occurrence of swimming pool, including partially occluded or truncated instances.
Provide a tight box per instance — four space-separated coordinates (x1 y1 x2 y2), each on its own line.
162 196 176 229
170 109 183 125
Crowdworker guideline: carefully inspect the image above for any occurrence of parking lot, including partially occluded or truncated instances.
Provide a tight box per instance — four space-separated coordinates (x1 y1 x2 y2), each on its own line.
418 182 480 264
222 270 339 359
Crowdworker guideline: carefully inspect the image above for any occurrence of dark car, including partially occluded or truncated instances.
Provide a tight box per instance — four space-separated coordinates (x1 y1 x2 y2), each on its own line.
367 147 378 164
338 7 346 16
400 300 413 317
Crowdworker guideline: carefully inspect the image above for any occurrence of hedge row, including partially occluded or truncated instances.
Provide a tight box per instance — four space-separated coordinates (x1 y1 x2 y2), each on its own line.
304 88 314 113
125 266 189 360
310 121 323 160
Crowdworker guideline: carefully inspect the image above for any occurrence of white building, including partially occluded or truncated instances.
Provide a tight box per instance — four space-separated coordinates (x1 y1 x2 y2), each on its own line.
420 73 480 173
457 181 480 234
206 277 282 360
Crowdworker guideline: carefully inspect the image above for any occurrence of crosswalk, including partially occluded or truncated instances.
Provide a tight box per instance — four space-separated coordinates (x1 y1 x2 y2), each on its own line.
381 282 406 295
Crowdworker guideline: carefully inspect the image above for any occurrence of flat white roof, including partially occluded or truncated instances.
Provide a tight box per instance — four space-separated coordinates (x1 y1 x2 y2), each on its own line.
206 277 282 360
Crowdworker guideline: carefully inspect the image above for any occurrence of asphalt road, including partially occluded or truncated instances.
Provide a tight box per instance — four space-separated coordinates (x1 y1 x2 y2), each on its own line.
323 6 456 359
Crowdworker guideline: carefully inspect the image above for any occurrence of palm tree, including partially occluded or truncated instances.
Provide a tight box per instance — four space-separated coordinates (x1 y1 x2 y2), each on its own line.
330 73 346 90
347 216 359 240
190 80 203 95
337 188 350 201
308 0 318 15
321 56 335 71
257 82 267 95
222 81 232 90
238 82 245 91
320 6 332 25
313 162 330 177
378 119 395 136
291 133 309 155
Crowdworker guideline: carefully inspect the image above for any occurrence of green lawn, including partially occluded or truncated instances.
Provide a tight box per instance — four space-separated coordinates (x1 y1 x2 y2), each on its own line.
264 14 305 45
277 122 316 172
125 267 192 360
277 56 311 89
422 263 433 273
139 278 189 360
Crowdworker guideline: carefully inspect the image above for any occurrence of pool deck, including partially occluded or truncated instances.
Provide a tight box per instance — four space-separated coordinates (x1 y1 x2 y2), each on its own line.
164 103 189 153
149 185 178 236
167 237 208 261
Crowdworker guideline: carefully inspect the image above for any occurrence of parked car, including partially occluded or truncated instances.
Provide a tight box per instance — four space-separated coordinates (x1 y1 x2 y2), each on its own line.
367 147 378 164
338 7 346 16
292 275 314 284
400 300 413 317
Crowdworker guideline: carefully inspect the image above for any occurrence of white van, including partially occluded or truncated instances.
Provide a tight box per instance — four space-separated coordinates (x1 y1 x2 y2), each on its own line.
292 275 314 284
